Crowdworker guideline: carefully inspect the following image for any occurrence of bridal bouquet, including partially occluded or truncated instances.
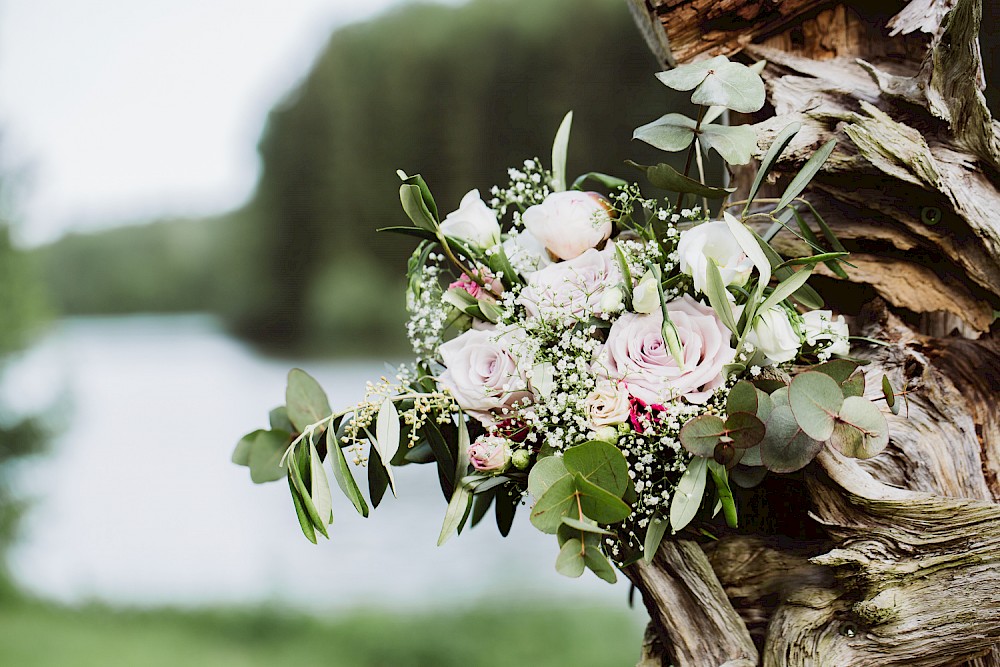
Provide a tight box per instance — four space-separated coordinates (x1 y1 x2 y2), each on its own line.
234 57 903 582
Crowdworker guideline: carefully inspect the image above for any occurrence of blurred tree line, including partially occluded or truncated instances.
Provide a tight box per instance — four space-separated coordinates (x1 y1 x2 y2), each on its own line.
33 0 694 354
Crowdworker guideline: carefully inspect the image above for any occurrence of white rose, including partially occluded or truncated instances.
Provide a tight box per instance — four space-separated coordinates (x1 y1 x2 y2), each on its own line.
440 189 501 251
518 247 622 322
522 191 613 260
584 380 632 428
802 310 850 357
501 229 552 273
677 220 754 295
438 326 531 426
747 306 801 364
631 270 660 314
599 286 625 314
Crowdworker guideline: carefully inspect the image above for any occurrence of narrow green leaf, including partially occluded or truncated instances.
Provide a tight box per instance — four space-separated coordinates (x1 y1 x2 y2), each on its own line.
287 475 317 544
436 480 473 546
397 171 439 221
704 258 737 333
626 160 735 198
470 488 496 528
288 444 328 540
571 172 629 190
556 538 586 578
774 139 837 212
670 457 708 533
643 514 669 563
308 439 334 526
882 375 896 409
495 488 518 537
327 427 368 518
551 111 573 192
372 399 400 496
399 183 437 232
774 252 849 270
791 208 850 279
367 448 389 509
744 122 801 217
707 461 738 528
757 267 813 315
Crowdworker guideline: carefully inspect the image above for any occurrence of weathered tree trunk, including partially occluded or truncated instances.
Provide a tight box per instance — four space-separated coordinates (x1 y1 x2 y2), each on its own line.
625 0 1000 665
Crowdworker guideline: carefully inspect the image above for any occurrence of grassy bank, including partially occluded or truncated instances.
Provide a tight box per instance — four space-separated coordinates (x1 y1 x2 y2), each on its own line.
0 597 645 666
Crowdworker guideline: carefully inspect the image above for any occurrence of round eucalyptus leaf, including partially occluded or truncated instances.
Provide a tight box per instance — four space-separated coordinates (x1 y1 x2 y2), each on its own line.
655 55 729 91
788 371 845 442
727 381 758 416
730 464 768 489
633 114 697 152
713 442 738 467
842 372 866 398
755 388 774 423
770 385 789 407
760 405 824 473
740 444 763 467
699 124 758 166
830 396 890 459
556 538 586 578
679 414 726 457
690 61 766 113
811 359 859 384
725 411 766 449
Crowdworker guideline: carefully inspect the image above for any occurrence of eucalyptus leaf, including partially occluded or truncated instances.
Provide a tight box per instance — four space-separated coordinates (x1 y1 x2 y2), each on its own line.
327 427 368 518
842 372 866 398
529 475 578 534
788 372 845 442
774 139 837 212
632 114 697 152
562 516 613 535
830 396 890 459
679 414 726 457
551 111 573 193
583 548 618 584
690 60 766 113
285 369 332 433
268 407 294 433
574 473 632 524
703 60 767 124
727 381 759 416
744 122 801 217
700 123 757 166
730 464 768 489
707 461 738 528
244 430 291 484
812 359 859 384
759 405 824 473
740 444 763 467
528 456 570 499
556 538 586 577
655 56 729 91
725 412 766 449
669 457 708 533
755 388 774 423
563 440 630 497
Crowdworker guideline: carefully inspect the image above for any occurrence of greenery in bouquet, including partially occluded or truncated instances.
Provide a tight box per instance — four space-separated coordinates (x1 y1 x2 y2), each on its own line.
233 56 906 583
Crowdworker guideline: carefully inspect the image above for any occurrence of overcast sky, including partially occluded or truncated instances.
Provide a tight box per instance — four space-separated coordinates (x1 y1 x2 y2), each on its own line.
0 0 464 245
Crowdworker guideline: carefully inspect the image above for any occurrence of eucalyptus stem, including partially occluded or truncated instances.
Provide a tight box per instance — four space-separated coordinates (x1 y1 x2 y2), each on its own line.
677 105 708 209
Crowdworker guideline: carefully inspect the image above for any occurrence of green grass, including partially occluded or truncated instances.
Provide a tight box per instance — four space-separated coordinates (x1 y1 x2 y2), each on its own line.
0 597 646 666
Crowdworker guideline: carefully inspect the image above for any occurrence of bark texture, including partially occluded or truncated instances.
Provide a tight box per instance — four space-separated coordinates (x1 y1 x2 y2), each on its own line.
625 0 1000 665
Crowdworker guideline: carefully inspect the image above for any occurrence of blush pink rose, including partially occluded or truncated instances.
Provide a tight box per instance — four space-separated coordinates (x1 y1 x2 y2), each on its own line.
518 247 622 322
522 190 613 260
592 295 735 405
438 326 531 426
468 435 512 473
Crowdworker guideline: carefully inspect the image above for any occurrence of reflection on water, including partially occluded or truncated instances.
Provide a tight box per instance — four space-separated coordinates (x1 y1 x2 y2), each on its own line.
4 316 639 613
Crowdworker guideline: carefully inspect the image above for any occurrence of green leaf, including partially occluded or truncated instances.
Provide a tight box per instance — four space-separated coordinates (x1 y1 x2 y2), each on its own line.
882 375 899 415
551 111 573 192
269 406 293 433
574 473 631 524
287 475 317 544
725 412 766 449
670 457 708 533
707 461 738 528
774 252 850 270
788 372 845 442
703 60 767 124
563 440 630 498
232 431 255 466
842 372 866 398
759 405 824 473
528 455 570 499
632 113 697 152
327 427 368 518
811 359 860 384
367 448 389 509
287 444 328 540
724 212 771 305
495 488 518 537
399 183 438 232
571 172 629 190
690 61 766 113
830 397 890 459
643 514 669 563
240 430 290 484
755 388 774 423
396 170 439 221
744 122 801 217
583 548 618 584
679 414 726 457
740 444 763 467
423 420 457 498
436 480 473 546
285 369 332 433
700 124 758 166
372 399 400 496
529 475 578 534
562 516 613 535
308 439 334 527
626 160 735 198
757 267 814 315
470 488 496 528
655 56 730 91
770 385 790 407
751 228 825 309
774 139 837 212
486 241 522 289
801 200 852 278
727 381 759 416
705 258 738 333
556 538 586 577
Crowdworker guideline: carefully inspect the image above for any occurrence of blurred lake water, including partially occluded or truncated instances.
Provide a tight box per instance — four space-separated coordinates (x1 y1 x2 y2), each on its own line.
2 316 639 614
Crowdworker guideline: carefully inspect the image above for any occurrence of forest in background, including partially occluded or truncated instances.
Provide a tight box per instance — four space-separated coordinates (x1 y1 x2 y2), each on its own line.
32 0 687 354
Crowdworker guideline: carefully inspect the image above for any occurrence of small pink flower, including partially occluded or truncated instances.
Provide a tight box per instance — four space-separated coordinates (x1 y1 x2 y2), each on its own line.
448 268 502 302
628 396 667 434
469 436 512 473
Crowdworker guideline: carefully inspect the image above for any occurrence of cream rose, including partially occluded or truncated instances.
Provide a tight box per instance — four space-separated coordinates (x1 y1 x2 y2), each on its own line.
747 306 801 364
518 247 622 322
468 436 512 473
585 380 631 428
440 189 501 251
802 309 850 357
593 295 735 405
521 190 612 260
438 326 531 426
677 220 754 295
502 229 552 273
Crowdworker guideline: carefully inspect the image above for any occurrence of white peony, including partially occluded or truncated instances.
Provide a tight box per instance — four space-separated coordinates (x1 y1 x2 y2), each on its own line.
440 189 501 251
677 220 754 295
802 310 850 357
746 306 801 364
521 190 613 260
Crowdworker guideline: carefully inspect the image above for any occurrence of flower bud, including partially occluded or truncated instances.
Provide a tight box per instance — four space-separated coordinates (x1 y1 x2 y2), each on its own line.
511 449 531 470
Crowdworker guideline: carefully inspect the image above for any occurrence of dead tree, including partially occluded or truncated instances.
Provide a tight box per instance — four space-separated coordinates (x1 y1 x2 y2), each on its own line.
624 1 1000 664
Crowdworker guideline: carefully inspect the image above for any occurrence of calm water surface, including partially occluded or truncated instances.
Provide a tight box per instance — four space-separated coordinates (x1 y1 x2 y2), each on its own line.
4 316 639 613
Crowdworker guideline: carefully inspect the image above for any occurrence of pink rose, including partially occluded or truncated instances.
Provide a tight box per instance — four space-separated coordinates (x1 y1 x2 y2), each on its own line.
592 295 735 405
448 267 502 302
438 326 531 426
468 435 512 473
518 247 622 322
522 191 613 260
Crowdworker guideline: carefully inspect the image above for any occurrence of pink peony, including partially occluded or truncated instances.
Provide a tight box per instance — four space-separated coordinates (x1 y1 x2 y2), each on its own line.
592 295 735 405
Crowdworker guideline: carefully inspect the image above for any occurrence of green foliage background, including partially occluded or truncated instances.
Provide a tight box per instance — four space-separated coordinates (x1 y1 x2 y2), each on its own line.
33 0 684 354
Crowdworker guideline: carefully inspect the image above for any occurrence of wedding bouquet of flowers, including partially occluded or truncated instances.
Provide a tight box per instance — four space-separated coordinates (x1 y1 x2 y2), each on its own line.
234 57 903 583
